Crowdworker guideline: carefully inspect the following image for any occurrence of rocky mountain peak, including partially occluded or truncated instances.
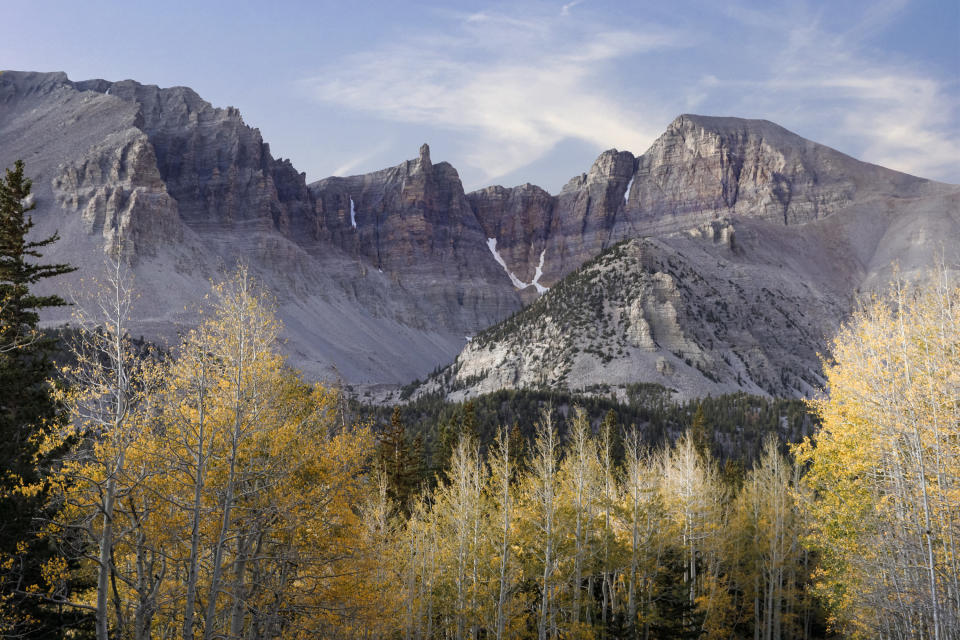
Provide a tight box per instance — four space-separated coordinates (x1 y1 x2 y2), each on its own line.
418 142 431 170
636 113 929 226
587 148 636 183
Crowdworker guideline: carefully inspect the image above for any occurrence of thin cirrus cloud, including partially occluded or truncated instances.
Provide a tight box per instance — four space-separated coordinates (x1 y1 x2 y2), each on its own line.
304 2 959 186
713 2 960 182
303 8 686 184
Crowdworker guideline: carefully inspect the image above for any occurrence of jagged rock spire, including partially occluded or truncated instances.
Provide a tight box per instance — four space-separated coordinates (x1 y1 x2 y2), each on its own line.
419 143 431 168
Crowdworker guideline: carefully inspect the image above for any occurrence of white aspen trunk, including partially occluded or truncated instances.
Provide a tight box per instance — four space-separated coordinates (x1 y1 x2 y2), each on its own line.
228 530 251 638
405 526 416 640
754 573 760 640
896 281 942 639
572 461 585 624
96 463 119 640
182 360 208 640
536 415 556 640
495 431 511 640
202 422 240 639
203 312 246 640
469 450 481 640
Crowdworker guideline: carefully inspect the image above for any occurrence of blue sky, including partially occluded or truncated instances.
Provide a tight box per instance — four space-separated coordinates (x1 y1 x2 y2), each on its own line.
5 0 959 192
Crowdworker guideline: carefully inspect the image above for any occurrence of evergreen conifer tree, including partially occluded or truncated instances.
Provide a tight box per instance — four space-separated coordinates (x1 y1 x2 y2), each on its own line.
690 404 711 460
0 160 79 636
377 406 422 510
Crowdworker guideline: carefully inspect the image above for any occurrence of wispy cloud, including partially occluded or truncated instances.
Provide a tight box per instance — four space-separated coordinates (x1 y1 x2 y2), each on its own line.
331 138 395 176
304 7 685 183
304 2 958 186
718 2 960 181
560 0 584 17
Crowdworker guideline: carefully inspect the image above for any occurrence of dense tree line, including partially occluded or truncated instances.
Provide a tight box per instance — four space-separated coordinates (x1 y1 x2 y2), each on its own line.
356 387 817 486
366 412 829 640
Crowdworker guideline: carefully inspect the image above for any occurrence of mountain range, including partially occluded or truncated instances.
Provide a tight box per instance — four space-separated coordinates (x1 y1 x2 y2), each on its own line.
1 70 957 399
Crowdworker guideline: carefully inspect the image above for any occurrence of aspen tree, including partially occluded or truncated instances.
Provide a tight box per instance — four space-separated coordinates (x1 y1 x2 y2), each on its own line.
797 267 960 639
51 260 157 640
659 433 725 633
431 434 485 639
598 411 618 629
489 426 516 640
561 407 598 628
528 408 559 640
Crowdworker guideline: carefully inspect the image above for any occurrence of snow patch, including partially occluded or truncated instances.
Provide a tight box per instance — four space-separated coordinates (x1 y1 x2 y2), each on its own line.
531 250 549 294
624 175 634 205
349 197 356 228
105 87 110 96
487 238 527 289
487 238 549 295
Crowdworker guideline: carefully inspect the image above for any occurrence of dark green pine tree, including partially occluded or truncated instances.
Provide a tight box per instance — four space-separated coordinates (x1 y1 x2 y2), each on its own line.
690 403 711 461
433 399 481 476
648 548 704 640
376 406 424 511
0 160 83 636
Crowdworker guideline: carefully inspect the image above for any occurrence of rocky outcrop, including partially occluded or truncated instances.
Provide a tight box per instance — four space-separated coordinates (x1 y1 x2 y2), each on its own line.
416 232 844 402
312 144 474 270
77 79 316 236
631 115 926 226
52 128 180 257
467 183 554 290
309 144 524 330
462 115 932 291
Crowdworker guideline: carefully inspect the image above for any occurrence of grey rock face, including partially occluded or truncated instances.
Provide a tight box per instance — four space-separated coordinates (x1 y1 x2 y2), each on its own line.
0 71 517 383
631 115 926 225
80 79 316 236
463 115 934 293
52 128 181 257
467 183 554 293
309 144 523 331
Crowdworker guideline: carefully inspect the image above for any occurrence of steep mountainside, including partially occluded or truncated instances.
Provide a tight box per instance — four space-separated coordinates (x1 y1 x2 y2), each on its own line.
2 70 956 394
308 144 521 330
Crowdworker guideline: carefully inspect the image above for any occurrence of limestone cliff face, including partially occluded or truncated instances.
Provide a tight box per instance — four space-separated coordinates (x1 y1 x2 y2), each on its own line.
309 144 523 330
75 79 316 237
631 115 925 226
464 115 932 291
312 145 472 269
467 183 554 288
52 128 181 257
